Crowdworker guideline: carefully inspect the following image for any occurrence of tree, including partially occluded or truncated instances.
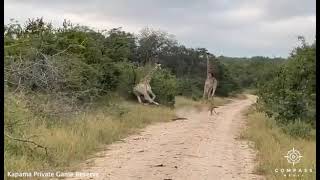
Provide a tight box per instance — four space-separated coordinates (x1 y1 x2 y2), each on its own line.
258 37 316 127
136 27 177 65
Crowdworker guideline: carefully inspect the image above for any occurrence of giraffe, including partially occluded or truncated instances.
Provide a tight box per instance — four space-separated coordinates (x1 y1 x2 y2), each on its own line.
203 54 218 99
133 63 161 105
203 53 218 115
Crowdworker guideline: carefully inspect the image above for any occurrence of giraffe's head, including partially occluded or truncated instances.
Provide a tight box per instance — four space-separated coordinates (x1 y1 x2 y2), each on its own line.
155 63 161 70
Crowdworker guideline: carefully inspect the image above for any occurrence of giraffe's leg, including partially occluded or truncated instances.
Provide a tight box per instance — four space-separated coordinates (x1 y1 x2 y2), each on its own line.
133 90 143 104
143 93 151 104
203 85 208 99
208 87 213 98
149 96 159 105
206 89 211 101
211 90 216 98
211 98 218 116
212 89 215 97
211 79 218 97
211 108 217 115
209 104 216 116
136 94 143 104
152 101 159 105
144 93 159 105
148 89 156 100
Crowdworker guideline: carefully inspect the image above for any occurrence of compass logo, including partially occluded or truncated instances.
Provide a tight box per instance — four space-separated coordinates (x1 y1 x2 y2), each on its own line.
274 147 314 177
284 147 303 166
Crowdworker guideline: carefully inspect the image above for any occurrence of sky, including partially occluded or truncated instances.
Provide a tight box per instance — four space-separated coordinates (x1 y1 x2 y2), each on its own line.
4 0 316 58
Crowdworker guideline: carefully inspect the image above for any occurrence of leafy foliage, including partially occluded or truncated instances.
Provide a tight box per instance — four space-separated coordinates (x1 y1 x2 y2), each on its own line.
219 56 286 89
283 120 312 138
151 69 178 107
257 37 316 129
6 18 305 111
4 18 251 106
4 17 315 172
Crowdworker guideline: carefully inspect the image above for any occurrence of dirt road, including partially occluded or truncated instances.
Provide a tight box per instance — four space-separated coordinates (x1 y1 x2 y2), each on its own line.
66 95 264 180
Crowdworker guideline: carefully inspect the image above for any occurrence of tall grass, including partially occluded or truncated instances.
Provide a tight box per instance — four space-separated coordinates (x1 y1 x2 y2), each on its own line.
4 93 175 178
240 106 316 180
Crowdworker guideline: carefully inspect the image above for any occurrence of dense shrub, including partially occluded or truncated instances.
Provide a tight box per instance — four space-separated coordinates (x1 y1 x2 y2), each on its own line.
7 18 270 106
5 17 301 111
115 62 137 99
219 56 285 89
176 78 203 100
151 69 178 107
282 120 312 138
214 61 240 96
257 37 316 130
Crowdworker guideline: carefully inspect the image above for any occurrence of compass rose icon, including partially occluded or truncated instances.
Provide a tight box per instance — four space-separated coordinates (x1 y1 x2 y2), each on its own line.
284 147 303 166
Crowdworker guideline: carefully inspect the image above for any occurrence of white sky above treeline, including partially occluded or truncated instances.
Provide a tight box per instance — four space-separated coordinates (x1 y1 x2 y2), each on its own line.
4 0 316 58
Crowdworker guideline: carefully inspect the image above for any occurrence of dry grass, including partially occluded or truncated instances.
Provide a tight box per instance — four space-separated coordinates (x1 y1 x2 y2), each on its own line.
4 94 175 179
4 93 252 179
174 96 230 110
241 88 257 95
240 107 316 180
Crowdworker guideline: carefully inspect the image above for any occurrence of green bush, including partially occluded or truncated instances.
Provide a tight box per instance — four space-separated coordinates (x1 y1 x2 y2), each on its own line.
151 69 178 107
4 18 134 103
176 78 203 100
115 62 137 99
214 61 240 97
257 37 315 129
282 120 312 138
116 63 178 107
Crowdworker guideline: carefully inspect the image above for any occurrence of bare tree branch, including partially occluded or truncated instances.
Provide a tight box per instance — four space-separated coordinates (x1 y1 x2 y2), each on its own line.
4 133 48 155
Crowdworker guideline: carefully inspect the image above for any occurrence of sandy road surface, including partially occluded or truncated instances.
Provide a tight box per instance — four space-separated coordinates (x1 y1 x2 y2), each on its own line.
65 95 264 180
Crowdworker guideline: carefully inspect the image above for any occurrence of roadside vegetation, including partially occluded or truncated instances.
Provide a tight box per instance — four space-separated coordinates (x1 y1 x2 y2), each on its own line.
5 91 175 174
4 18 241 175
241 107 316 180
4 17 314 180
241 37 316 179
257 37 316 134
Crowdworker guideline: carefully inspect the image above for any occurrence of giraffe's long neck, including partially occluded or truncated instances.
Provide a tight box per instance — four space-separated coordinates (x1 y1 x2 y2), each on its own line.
206 55 215 78
142 66 158 84
206 55 210 78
